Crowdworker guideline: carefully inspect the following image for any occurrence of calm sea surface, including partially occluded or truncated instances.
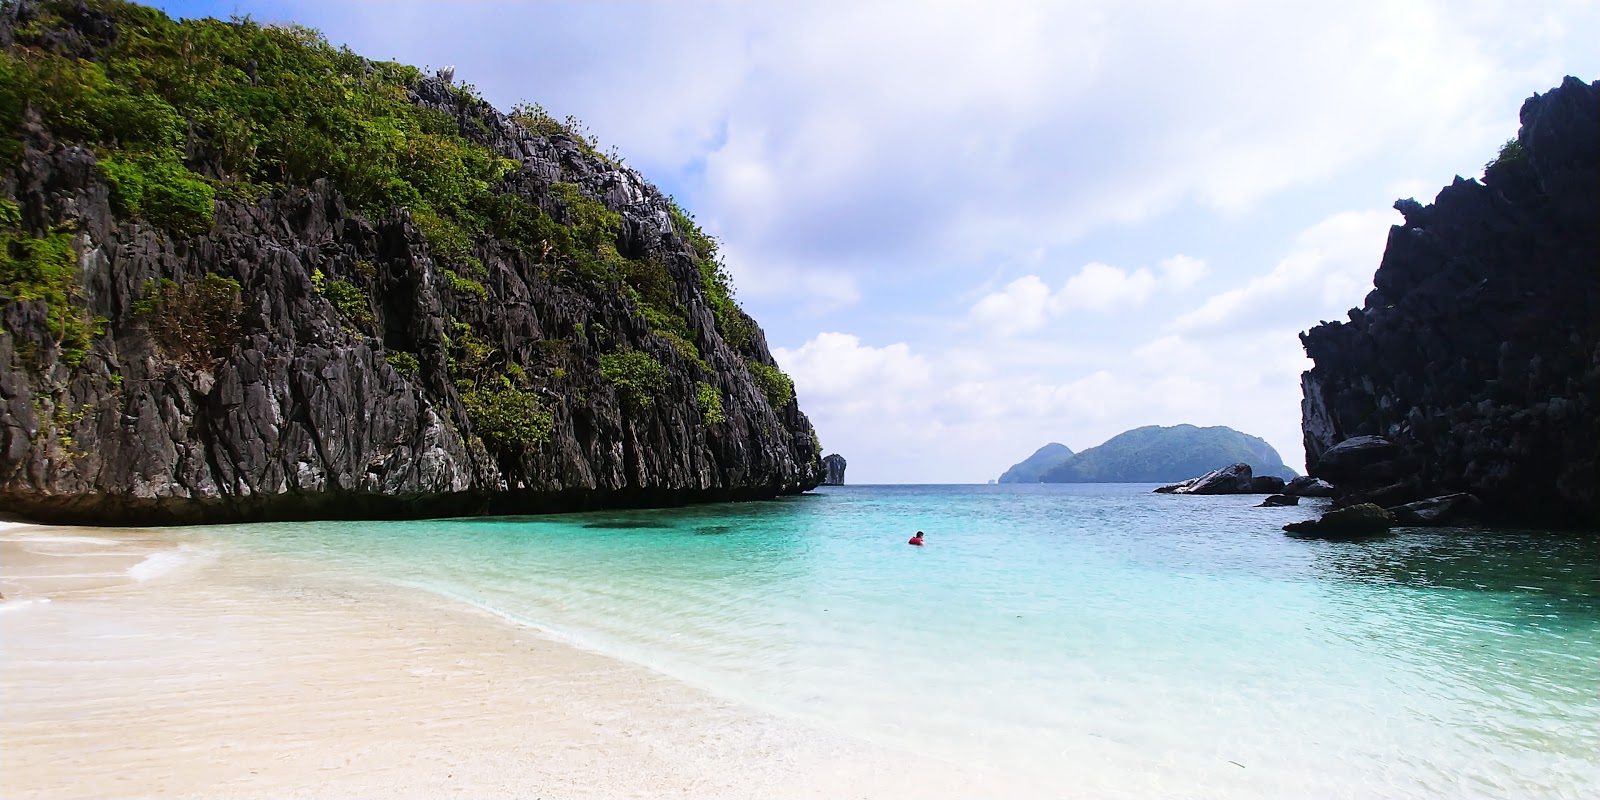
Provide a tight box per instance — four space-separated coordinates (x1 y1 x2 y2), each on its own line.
193 484 1600 798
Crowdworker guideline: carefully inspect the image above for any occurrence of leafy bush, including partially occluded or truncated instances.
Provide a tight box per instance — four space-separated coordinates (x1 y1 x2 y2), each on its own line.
746 360 795 410
509 102 604 160
0 199 95 366
461 386 553 452
599 350 668 411
385 351 419 377
670 199 752 350
656 329 709 374
321 277 375 332
1484 137 1526 174
447 323 496 382
415 211 485 277
132 272 243 368
696 381 725 425
0 1 514 256
443 269 488 301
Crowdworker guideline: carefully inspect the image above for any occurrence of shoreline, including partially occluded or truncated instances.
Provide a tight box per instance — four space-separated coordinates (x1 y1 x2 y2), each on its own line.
1 523 1026 799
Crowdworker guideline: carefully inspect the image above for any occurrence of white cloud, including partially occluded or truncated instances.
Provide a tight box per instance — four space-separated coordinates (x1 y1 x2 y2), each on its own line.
1172 210 1396 333
230 0 1600 481
283 0 1597 310
1159 255 1209 289
1056 263 1159 312
968 255 1209 335
773 333 932 408
967 275 1053 336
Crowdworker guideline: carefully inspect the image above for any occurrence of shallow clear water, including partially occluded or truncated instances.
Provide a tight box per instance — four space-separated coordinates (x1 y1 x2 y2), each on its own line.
193 484 1600 798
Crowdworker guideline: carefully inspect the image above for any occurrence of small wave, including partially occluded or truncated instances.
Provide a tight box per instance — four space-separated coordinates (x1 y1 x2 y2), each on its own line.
386 578 617 655
0 597 53 613
127 545 207 582
2 534 120 545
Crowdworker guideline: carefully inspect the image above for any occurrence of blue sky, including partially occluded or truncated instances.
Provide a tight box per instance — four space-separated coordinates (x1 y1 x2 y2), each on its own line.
156 0 1600 482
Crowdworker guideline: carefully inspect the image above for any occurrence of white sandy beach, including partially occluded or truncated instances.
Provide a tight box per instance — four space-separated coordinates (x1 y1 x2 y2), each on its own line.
0 521 1031 799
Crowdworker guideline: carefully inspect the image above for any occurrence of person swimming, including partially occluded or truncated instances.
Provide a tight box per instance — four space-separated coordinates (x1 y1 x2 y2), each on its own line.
908 531 924 546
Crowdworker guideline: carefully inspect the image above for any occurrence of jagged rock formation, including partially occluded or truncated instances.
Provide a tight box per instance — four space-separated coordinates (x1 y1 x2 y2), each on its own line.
996 442 1073 483
821 453 846 486
0 2 821 524
1299 77 1599 527
1006 424 1297 484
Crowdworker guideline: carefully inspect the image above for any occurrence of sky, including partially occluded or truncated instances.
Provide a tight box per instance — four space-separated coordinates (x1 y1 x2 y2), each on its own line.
159 0 1600 483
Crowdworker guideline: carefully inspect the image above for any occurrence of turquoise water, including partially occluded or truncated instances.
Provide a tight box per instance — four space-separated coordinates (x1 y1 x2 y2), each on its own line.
195 484 1600 798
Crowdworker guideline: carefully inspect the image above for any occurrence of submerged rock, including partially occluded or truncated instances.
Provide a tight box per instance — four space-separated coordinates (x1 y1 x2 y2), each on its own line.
1388 494 1482 526
1283 504 1396 539
822 454 847 486
1250 475 1287 494
1259 494 1299 507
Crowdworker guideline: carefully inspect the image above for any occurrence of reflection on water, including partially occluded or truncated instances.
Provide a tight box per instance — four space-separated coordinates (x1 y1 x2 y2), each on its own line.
192 484 1600 799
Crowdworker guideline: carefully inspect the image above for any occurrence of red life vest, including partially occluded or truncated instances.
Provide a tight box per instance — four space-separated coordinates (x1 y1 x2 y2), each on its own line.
908 536 924 546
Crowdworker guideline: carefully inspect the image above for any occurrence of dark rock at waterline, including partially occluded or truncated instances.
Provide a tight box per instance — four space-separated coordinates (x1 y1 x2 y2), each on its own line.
1283 503 1396 538
1284 476 1337 498
1311 436 1401 484
1299 77 1600 527
1259 494 1299 507
1333 481 1417 510
1388 493 1482 526
1154 463 1255 495
1250 475 1286 494
822 454 847 486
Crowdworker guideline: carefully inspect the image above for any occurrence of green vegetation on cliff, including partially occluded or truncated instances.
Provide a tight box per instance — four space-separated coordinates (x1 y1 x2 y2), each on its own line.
0 0 798 417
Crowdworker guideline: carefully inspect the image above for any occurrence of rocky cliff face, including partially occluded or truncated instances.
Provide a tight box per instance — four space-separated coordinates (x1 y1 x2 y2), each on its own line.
1299 77 1599 527
0 2 822 524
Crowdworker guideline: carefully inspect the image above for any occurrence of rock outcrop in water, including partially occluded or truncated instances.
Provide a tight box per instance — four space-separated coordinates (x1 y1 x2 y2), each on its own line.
1282 503 1396 539
1299 77 1600 528
821 454 846 486
0 1 821 525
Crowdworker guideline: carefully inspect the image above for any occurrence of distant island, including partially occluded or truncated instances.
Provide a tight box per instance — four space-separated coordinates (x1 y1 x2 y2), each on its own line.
999 425 1298 484
996 443 1075 484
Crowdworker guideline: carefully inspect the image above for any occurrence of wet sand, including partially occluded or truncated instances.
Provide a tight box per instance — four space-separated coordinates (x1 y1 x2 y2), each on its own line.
1 522 1029 799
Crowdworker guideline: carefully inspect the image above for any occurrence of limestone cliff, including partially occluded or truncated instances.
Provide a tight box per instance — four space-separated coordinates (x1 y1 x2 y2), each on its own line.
0 1 822 524
1299 77 1599 526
